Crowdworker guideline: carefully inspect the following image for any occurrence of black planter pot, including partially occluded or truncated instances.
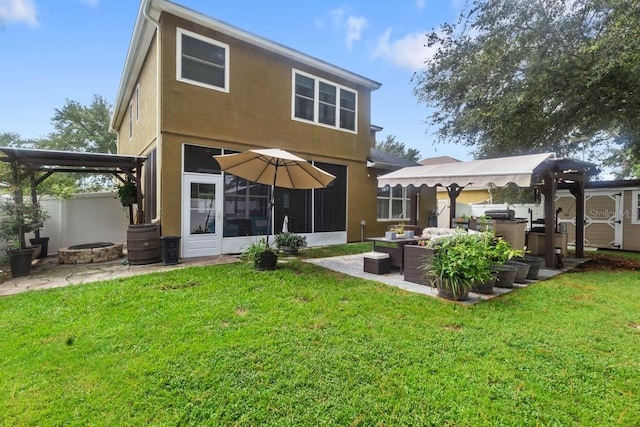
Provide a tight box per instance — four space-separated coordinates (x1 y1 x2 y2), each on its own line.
9 248 36 278
471 275 496 294
435 278 470 301
515 255 544 280
255 250 278 271
506 260 531 283
29 237 50 259
491 263 518 288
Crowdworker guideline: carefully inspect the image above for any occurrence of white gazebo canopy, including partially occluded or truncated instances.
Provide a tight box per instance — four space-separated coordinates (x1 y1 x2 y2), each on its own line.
377 151 599 268
378 152 556 188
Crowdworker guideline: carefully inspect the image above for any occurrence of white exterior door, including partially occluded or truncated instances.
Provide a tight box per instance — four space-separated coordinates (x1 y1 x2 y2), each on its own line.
182 173 223 258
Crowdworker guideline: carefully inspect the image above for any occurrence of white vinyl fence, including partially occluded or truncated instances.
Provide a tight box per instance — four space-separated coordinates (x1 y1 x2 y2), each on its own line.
1 192 130 255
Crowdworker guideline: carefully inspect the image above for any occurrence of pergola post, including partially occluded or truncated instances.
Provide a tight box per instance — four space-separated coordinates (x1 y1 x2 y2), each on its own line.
446 184 465 228
540 171 557 268
409 185 418 225
569 179 586 258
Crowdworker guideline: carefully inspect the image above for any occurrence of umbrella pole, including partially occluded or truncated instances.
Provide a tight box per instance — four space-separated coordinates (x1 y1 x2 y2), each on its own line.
266 163 278 247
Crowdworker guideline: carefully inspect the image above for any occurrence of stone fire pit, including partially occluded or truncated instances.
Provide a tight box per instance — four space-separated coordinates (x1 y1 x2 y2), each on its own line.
58 242 123 264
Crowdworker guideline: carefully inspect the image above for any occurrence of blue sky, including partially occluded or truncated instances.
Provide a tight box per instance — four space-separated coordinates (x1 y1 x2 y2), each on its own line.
0 0 472 161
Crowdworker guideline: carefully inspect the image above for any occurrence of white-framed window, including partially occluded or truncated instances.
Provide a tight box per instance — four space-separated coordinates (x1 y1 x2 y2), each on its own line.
632 191 640 224
377 184 410 220
176 27 229 92
292 69 357 133
128 101 133 140
135 85 140 122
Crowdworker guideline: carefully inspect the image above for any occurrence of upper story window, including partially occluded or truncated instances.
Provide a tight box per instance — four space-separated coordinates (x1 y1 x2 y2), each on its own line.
177 28 229 92
292 69 357 133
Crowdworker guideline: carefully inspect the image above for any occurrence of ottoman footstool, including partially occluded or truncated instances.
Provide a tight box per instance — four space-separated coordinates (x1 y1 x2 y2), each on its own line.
363 252 391 274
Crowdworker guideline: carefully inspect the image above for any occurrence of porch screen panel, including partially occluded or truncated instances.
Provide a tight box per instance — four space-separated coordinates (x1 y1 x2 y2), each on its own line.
313 162 346 232
223 174 271 237
274 188 312 234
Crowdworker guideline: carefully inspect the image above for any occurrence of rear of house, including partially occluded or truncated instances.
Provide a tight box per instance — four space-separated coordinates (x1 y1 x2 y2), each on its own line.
111 0 392 257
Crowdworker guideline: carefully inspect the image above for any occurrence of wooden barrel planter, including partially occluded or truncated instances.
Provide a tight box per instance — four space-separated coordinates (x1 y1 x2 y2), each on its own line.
127 224 161 265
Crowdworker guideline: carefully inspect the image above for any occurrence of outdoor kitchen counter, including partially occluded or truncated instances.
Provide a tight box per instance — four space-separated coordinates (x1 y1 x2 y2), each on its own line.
493 219 528 251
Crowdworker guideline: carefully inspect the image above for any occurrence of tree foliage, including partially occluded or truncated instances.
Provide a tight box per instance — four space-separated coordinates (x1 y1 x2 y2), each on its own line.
414 0 640 178
1 95 117 195
375 135 421 162
40 94 116 154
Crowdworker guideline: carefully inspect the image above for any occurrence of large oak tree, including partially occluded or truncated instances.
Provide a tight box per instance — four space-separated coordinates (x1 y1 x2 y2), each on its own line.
414 0 640 178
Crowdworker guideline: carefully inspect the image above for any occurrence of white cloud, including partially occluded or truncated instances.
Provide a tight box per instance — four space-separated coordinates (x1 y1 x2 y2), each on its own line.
345 16 367 49
0 0 38 27
372 28 434 72
416 0 426 10
330 6 368 49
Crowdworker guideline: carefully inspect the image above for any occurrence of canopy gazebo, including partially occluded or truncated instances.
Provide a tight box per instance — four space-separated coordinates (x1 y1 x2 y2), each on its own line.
378 153 599 268
0 147 147 248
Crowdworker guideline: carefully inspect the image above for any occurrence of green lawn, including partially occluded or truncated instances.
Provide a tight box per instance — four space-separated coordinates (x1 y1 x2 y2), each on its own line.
1 246 639 426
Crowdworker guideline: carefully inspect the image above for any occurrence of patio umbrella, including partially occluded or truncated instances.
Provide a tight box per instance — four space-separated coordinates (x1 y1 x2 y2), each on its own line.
213 148 336 244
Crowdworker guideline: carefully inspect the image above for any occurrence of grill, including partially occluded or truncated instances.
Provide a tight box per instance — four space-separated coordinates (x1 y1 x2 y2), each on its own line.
484 209 515 220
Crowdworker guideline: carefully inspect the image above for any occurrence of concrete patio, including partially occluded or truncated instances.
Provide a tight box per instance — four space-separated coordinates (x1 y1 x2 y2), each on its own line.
306 253 587 305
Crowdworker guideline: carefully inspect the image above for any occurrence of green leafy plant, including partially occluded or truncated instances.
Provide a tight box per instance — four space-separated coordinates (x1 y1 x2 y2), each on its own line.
273 232 307 249
0 196 49 254
482 233 524 264
422 230 493 298
241 238 277 265
115 181 138 207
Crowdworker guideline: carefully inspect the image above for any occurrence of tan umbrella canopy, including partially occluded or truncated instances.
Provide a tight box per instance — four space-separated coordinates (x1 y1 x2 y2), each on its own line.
213 148 336 244
214 148 335 189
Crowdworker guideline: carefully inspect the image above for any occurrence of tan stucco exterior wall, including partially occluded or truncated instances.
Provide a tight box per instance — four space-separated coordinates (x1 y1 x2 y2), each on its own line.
153 14 375 240
117 34 158 158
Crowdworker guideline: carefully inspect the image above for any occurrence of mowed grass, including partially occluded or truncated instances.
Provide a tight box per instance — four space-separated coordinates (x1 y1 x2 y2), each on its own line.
0 248 639 426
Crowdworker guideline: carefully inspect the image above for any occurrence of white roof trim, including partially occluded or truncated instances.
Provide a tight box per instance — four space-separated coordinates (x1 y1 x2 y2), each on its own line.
378 153 557 188
111 0 381 130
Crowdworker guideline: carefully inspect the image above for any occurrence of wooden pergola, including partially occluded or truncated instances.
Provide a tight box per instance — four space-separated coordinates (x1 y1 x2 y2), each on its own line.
0 147 147 248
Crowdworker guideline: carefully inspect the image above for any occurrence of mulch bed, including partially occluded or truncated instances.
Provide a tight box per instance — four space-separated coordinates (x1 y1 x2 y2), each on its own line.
570 254 640 272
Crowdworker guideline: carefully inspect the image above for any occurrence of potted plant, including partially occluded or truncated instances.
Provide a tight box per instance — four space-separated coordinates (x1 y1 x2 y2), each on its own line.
273 232 306 256
0 196 43 277
28 201 50 259
482 233 519 288
242 238 278 270
421 230 494 301
116 180 138 206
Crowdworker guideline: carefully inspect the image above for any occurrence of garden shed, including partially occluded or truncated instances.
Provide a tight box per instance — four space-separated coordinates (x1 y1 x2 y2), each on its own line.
556 179 640 252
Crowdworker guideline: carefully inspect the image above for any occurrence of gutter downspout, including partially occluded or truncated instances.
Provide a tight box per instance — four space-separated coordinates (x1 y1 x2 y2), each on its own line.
143 0 162 225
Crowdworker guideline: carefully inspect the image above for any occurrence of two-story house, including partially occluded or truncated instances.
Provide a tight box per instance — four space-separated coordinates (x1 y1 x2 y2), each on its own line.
111 0 434 257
